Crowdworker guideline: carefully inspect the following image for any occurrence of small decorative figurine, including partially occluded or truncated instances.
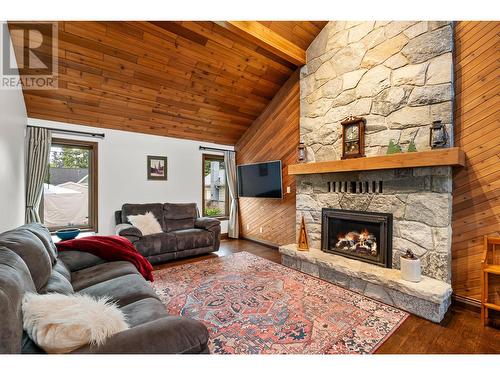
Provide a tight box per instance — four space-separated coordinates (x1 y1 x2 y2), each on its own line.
407 140 417 152
297 142 306 163
340 115 365 159
387 139 402 154
430 120 448 148
298 216 309 251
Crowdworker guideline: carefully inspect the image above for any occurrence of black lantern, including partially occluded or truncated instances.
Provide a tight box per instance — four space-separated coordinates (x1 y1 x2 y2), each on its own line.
430 120 447 149
297 142 306 163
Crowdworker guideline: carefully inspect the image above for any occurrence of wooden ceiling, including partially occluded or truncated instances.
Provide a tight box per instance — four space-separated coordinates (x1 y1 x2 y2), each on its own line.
11 21 326 144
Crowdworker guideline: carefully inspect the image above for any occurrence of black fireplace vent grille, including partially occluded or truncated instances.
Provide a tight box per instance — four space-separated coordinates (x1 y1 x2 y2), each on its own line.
327 180 383 194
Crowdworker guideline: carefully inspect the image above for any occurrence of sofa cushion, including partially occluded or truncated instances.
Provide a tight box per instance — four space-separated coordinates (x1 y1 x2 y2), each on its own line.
122 203 165 231
174 229 213 251
165 218 195 232
20 223 58 266
53 259 71 282
71 316 209 354
135 232 177 257
0 247 37 354
163 203 198 220
163 203 197 232
0 229 52 291
57 250 106 272
121 298 168 328
42 260 74 295
71 261 139 291
39 269 74 295
78 274 159 307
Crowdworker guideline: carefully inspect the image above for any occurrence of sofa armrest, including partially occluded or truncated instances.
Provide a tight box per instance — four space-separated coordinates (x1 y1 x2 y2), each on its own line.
57 250 106 272
194 217 220 231
115 223 143 241
196 217 221 252
72 316 209 354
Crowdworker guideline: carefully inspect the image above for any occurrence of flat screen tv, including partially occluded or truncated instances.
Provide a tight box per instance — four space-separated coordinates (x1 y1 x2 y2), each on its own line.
237 160 282 198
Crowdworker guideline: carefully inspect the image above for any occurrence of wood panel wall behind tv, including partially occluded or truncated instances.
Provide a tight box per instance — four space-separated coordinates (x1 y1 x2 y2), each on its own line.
235 70 300 246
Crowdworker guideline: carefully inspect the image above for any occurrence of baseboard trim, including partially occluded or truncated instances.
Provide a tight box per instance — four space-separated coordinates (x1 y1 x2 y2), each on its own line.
452 294 481 312
240 235 279 250
220 233 229 240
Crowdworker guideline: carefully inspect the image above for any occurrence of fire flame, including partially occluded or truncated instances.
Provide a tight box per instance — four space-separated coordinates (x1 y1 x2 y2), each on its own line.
337 232 357 241
337 229 371 241
335 228 377 256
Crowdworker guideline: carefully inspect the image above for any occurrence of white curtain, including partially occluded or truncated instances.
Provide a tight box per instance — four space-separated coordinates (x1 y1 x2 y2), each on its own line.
224 150 239 238
25 127 51 223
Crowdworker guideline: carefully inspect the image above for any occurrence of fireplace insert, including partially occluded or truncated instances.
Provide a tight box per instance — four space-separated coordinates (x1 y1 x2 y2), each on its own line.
321 208 392 268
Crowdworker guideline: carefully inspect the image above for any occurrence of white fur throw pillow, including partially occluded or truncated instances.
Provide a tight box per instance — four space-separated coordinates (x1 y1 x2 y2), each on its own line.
22 293 129 354
127 211 163 236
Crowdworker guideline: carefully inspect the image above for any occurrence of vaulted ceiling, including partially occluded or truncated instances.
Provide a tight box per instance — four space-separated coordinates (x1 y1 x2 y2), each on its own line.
11 21 326 144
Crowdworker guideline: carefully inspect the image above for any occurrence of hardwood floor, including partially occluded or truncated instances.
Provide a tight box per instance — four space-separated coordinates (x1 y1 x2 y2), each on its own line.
154 238 500 354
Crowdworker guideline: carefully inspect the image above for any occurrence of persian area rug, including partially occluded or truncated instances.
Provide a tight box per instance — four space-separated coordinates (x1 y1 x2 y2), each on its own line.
152 252 408 354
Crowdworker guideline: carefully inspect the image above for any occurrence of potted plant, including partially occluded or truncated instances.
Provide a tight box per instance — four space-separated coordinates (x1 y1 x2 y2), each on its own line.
400 249 421 282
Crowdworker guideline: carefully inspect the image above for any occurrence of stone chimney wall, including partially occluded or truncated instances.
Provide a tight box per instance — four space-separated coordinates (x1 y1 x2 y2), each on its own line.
297 22 455 283
300 21 454 161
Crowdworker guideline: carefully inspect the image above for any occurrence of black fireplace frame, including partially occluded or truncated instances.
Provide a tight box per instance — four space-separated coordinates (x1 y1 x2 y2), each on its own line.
321 208 393 268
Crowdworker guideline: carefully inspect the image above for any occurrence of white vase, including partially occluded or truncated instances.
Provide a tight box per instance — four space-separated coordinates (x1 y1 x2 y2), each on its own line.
400 256 421 282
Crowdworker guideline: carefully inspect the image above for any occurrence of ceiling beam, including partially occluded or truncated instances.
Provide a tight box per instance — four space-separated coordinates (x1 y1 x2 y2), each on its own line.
215 21 306 66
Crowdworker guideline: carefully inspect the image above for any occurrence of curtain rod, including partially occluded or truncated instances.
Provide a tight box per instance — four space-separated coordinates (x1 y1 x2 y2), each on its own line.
199 146 235 153
27 125 105 139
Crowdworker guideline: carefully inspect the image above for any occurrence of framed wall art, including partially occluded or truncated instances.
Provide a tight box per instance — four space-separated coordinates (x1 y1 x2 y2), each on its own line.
147 155 168 180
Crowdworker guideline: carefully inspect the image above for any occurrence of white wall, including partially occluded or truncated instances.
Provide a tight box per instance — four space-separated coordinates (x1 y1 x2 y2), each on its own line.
0 23 27 232
27 118 233 235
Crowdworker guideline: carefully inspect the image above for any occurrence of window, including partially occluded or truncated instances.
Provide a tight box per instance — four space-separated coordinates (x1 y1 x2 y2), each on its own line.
202 154 228 218
43 138 98 232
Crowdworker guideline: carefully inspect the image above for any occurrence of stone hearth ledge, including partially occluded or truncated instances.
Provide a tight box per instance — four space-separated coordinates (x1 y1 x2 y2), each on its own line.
279 244 452 322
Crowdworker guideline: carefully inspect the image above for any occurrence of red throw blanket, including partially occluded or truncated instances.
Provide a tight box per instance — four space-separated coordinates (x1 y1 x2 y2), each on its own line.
56 235 154 281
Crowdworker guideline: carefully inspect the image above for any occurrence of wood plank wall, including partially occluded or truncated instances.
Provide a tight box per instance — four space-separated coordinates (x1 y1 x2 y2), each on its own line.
452 21 500 304
235 70 300 246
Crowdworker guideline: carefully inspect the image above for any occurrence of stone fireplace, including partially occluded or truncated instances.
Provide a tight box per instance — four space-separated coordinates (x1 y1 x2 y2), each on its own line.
297 20 454 282
322 208 393 268
297 166 453 282
279 21 455 323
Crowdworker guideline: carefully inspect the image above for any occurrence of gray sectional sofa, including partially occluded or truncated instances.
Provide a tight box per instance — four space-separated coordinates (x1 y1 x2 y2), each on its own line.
115 203 221 264
0 223 210 354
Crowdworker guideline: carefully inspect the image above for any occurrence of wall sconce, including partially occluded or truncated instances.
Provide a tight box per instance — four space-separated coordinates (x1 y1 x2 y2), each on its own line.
297 142 306 163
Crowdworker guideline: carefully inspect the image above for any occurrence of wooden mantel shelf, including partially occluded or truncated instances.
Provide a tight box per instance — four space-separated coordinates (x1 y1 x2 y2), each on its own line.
287 147 465 175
